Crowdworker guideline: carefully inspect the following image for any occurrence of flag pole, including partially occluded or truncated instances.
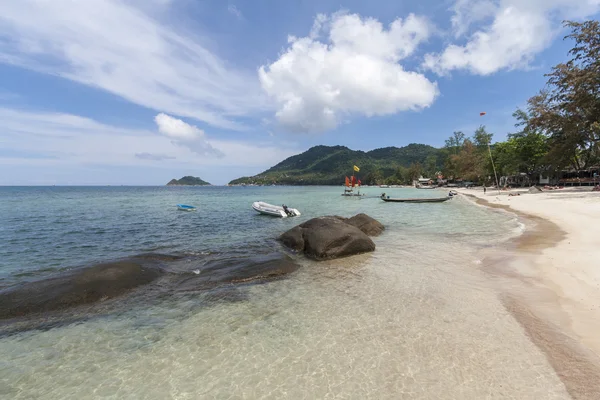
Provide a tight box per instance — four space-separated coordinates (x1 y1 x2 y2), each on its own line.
480 112 500 195
487 141 500 195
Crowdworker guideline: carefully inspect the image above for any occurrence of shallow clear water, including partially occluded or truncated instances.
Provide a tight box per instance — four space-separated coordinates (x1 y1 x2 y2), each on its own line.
0 186 569 399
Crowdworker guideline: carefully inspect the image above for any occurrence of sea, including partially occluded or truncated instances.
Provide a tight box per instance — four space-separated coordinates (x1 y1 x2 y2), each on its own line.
0 186 570 399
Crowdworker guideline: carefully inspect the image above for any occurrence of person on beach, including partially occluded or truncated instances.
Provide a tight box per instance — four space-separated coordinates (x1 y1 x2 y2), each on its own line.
483 186 487 194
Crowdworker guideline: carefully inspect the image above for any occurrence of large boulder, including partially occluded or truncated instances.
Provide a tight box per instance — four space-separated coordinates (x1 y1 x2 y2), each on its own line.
278 215 378 260
339 213 385 236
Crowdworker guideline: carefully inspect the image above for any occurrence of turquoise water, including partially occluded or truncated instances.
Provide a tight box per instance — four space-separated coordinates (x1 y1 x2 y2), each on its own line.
0 186 569 399
0 186 515 285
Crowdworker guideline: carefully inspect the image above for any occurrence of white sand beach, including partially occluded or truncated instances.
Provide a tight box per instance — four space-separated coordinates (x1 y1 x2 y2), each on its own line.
457 187 600 397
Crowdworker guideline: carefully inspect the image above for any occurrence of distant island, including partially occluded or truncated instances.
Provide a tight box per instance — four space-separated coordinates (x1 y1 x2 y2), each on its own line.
228 144 441 186
166 176 211 186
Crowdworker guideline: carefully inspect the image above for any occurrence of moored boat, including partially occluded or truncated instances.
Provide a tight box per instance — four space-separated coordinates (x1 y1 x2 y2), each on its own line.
252 201 301 217
342 165 364 196
380 193 451 203
177 204 197 211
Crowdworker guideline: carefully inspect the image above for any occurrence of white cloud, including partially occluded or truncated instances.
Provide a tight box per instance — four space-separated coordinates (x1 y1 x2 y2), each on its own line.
425 0 600 75
228 4 242 19
0 0 267 130
450 0 498 38
0 108 300 177
258 12 439 133
154 113 223 157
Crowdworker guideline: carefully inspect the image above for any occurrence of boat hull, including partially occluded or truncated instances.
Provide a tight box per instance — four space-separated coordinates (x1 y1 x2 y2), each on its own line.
252 202 300 218
381 196 451 203
176 204 197 211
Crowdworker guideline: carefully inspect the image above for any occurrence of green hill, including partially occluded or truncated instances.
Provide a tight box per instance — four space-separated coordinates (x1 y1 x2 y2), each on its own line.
228 144 443 185
166 176 211 186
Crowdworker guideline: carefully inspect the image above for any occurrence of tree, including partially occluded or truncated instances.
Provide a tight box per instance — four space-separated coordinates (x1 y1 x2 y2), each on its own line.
451 139 483 182
492 140 519 177
509 109 550 178
407 162 423 182
526 20 600 171
424 155 438 177
394 166 407 184
444 131 466 155
473 125 493 148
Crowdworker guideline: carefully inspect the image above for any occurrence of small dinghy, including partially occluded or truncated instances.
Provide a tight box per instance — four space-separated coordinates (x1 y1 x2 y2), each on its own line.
252 201 300 217
380 193 451 203
177 204 197 211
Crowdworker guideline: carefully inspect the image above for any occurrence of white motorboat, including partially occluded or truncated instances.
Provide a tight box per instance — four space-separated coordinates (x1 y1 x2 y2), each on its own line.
252 201 301 218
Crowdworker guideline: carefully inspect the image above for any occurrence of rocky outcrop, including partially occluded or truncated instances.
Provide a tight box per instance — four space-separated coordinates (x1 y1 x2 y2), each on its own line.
337 213 385 236
0 255 169 319
174 252 300 292
278 214 383 260
0 252 299 322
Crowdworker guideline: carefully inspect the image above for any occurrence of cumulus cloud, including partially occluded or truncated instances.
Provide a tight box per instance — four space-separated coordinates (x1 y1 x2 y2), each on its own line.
424 0 600 75
154 113 224 157
135 152 175 161
258 12 439 133
0 0 267 130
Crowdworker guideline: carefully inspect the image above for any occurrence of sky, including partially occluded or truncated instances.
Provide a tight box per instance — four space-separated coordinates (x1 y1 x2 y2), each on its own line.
0 0 598 185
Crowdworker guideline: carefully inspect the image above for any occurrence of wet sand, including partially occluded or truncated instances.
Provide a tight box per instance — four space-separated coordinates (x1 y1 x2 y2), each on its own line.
457 188 600 399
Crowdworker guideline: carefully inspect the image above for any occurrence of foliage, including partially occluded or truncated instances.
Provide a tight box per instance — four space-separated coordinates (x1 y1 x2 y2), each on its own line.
229 144 441 185
441 126 493 183
526 20 600 170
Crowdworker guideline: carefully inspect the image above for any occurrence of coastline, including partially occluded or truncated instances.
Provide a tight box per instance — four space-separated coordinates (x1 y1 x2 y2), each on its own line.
457 187 600 398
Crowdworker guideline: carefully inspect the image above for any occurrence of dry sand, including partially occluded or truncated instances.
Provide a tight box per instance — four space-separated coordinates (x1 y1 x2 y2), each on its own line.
456 186 600 399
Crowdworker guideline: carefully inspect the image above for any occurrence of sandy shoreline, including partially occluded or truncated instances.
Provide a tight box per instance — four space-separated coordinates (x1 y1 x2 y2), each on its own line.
456 187 600 399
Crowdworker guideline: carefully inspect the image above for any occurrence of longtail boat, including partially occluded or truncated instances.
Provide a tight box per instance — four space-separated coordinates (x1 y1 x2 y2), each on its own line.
379 193 452 203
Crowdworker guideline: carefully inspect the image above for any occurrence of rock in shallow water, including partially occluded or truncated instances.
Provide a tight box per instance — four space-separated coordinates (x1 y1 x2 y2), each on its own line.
338 213 385 236
173 252 300 292
278 214 383 260
0 251 301 323
0 257 165 319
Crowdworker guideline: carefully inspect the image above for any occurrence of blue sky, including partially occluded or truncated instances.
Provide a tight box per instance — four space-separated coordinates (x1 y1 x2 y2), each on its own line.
0 0 598 185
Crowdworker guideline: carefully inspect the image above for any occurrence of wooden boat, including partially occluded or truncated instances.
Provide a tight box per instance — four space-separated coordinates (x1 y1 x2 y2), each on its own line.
252 201 300 217
342 169 364 196
341 188 364 197
177 204 197 211
380 193 451 203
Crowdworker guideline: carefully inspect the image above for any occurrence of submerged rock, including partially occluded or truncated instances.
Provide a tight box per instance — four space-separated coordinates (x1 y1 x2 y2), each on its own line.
279 215 380 260
0 250 300 335
174 252 300 292
0 257 165 319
